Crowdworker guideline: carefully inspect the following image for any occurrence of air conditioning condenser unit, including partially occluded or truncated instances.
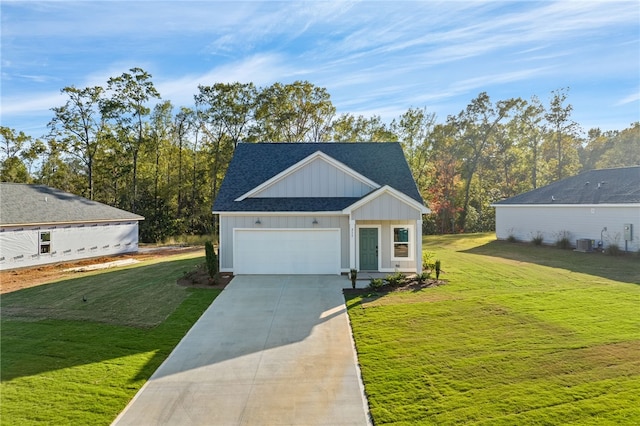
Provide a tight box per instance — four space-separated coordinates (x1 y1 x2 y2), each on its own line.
575 238 593 252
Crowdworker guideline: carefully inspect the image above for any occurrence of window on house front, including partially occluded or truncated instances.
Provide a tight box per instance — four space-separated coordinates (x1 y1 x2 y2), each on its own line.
391 225 413 260
39 232 51 254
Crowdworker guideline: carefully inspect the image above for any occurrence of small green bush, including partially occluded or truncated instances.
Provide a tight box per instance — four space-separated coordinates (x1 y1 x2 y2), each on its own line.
204 241 218 278
385 272 406 287
422 251 436 271
507 234 517 243
554 230 572 250
416 271 431 284
369 278 385 290
531 232 544 246
605 243 622 256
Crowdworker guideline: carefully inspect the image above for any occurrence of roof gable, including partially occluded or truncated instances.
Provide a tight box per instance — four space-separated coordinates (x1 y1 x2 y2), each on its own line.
344 185 430 216
236 151 378 200
213 142 425 212
0 183 144 226
493 166 640 205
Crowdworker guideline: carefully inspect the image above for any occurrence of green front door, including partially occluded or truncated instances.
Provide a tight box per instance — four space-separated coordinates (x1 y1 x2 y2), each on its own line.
359 228 378 270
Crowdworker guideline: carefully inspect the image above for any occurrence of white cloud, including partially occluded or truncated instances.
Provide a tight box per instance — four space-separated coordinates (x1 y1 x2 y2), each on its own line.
616 90 640 106
157 53 299 106
0 91 64 116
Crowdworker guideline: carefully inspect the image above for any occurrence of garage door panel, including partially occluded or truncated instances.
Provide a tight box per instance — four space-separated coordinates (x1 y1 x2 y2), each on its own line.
234 229 340 275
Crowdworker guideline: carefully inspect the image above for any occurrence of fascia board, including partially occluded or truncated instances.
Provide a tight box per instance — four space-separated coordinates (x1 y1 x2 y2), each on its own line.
234 151 380 201
213 211 344 216
0 217 144 228
343 185 430 214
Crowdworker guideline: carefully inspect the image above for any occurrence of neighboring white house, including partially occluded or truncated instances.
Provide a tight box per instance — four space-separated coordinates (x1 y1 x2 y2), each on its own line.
213 143 430 275
492 166 640 253
0 183 144 270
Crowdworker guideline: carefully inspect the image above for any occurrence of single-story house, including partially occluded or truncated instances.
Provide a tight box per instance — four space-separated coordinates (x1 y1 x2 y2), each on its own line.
492 166 640 252
212 142 430 275
0 183 144 270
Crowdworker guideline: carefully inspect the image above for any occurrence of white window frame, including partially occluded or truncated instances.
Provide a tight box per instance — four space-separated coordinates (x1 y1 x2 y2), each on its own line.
390 224 414 261
39 231 52 255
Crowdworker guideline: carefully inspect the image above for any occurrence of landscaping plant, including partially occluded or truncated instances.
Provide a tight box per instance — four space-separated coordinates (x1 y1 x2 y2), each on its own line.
349 268 358 289
204 241 218 278
385 271 406 287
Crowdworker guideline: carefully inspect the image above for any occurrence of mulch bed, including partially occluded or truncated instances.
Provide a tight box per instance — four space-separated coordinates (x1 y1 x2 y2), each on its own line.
177 264 234 289
343 277 446 296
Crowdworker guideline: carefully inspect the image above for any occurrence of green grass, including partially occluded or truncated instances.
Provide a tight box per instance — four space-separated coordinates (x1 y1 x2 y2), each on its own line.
347 233 640 425
1 253 220 425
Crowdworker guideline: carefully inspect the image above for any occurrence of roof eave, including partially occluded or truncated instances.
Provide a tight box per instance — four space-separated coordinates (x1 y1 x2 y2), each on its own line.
0 217 144 228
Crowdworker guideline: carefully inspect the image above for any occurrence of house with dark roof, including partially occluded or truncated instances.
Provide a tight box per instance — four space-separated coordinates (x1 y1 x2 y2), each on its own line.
213 142 430 275
492 166 640 252
0 183 144 270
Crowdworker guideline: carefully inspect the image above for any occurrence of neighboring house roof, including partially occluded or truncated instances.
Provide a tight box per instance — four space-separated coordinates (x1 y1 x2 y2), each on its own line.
493 166 640 205
0 183 144 226
213 142 425 212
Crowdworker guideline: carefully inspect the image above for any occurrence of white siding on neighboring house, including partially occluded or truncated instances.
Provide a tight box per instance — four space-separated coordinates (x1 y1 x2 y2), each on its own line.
252 157 375 198
219 214 349 272
495 204 640 252
352 192 423 221
0 221 140 270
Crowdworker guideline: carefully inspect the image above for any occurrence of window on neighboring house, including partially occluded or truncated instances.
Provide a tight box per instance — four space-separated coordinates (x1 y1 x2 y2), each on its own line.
391 225 413 261
39 231 51 254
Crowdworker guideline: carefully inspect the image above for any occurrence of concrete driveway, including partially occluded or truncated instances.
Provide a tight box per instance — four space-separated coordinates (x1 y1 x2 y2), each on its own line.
112 275 370 426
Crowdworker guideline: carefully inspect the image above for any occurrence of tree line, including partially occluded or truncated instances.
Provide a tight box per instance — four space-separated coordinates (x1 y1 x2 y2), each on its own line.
2 67 638 241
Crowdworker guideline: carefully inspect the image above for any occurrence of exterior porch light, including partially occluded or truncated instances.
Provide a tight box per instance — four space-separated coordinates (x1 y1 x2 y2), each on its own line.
255 218 261 225
312 218 318 225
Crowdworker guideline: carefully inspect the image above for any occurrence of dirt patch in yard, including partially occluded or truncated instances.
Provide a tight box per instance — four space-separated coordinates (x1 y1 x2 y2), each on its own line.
0 246 204 294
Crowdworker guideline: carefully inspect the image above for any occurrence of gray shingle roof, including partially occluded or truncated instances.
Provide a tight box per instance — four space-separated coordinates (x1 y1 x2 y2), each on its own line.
213 142 424 212
493 166 640 205
0 183 144 226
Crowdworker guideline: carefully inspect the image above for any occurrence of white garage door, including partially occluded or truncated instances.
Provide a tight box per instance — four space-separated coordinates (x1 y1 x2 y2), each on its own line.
234 229 340 275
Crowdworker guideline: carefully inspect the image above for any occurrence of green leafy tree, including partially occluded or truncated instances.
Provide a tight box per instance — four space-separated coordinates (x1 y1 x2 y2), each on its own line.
48 86 105 199
0 126 32 183
516 96 546 188
330 114 397 142
392 107 437 195
544 88 581 181
102 67 161 212
254 81 335 142
448 92 519 230
595 122 640 168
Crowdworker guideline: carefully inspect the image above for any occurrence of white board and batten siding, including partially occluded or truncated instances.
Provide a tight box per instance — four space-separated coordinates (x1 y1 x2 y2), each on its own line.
352 192 423 221
495 204 640 252
252 157 374 198
0 221 139 270
219 215 349 273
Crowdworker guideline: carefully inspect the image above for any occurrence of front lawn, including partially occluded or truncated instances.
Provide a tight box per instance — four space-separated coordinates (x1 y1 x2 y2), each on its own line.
347 233 640 425
1 252 220 425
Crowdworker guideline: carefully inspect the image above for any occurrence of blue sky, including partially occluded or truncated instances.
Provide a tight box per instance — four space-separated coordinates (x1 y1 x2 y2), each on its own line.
2 1 639 140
